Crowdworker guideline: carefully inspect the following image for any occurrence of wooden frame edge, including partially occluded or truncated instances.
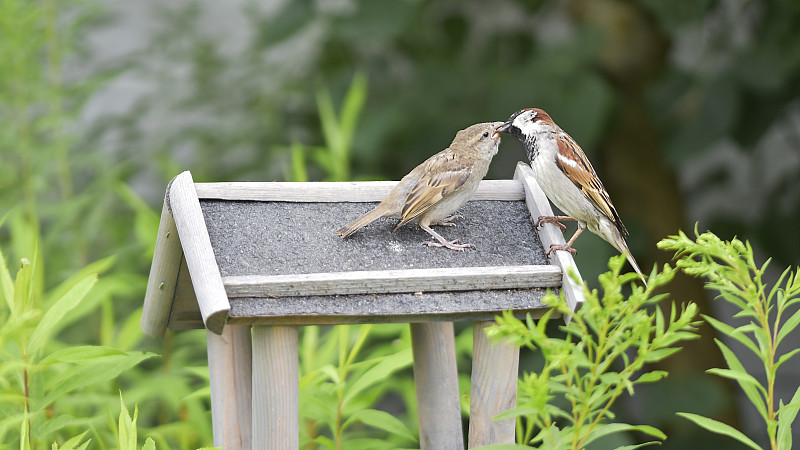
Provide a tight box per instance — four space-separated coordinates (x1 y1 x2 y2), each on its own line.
169 171 230 335
514 162 586 315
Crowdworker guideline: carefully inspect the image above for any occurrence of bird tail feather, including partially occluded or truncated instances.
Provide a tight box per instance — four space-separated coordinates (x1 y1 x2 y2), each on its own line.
334 207 386 238
624 250 647 286
605 226 648 286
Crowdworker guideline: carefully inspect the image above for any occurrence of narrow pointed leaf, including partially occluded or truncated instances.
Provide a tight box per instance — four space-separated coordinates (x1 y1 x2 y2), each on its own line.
777 386 800 449
776 308 800 347
344 409 415 441
343 349 412 406
677 413 761 450
714 339 768 421
28 275 96 354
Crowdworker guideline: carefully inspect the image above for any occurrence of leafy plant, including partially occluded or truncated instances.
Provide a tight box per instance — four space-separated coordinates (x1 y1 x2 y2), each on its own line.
298 324 417 449
482 255 699 449
285 71 368 182
659 229 800 450
0 217 157 448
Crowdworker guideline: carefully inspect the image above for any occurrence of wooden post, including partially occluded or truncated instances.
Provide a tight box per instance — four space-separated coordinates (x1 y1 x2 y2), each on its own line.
468 321 519 448
410 322 464 450
252 325 299 449
208 325 253 449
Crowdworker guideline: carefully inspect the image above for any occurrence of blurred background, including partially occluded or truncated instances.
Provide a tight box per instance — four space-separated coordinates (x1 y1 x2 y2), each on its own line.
1 0 798 448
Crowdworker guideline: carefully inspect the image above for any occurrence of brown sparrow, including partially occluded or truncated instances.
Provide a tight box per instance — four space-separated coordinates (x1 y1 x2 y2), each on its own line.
496 108 646 284
335 121 504 251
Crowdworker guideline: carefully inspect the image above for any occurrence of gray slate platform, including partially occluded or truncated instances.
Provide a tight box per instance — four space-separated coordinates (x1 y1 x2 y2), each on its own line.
200 200 553 324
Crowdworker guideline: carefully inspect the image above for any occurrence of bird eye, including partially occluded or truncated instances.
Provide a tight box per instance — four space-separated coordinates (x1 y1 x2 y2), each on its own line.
482 131 489 138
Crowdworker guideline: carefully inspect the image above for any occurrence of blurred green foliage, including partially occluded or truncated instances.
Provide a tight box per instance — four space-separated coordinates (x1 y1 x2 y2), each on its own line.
1 0 799 448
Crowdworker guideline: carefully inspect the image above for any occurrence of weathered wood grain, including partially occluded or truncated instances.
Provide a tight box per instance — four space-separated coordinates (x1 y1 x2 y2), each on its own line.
141 196 182 338
223 265 560 298
208 325 252 449
468 321 519 448
168 171 230 334
252 325 299 449
514 162 585 314
194 179 525 202
167 255 202 330
410 322 465 450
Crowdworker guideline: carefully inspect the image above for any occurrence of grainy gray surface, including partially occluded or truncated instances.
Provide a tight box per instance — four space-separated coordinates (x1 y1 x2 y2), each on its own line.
200 200 554 323
201 200 548 276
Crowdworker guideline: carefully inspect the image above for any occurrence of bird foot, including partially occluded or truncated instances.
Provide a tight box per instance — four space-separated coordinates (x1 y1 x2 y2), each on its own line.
423 239 472 251
535 215 575 231
431 215 463 227
546 243 577 256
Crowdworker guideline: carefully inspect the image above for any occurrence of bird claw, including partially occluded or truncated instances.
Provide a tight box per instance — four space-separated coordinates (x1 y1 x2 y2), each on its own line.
431 215 463 227
535 216 568 231
423 239 472 251
546 243 577 256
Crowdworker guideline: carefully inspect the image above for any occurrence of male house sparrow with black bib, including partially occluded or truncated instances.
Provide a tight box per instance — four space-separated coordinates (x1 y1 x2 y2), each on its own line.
496 108 646 283
335 121 504 251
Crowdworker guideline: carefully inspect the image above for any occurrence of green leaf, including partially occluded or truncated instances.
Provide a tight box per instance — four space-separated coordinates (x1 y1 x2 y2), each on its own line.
777 386 800 449
706 368 763 390
702 314 760 357
13 257 33 316
289 141 308 182
615 443 662 450
28 274 97 354
775 348 800 373
583 423 666 446
118 393 137 450
44 256 114 306
776 307 800 348
339 71 367 149
0 227 14 312
33 351 156 412
52 432 90 450
343 349 412 406
714 339 768 421
40 345 127 364
677 412 761 450
344 408 415 441
635 370 668 384
143 438 157 450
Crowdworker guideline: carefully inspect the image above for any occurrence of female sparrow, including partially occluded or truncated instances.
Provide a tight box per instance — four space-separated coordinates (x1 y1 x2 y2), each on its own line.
496 108 646 284
335 121 504 251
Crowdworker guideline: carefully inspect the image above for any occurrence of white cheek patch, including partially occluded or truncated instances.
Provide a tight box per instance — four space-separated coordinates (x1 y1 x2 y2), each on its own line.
517 118 545 135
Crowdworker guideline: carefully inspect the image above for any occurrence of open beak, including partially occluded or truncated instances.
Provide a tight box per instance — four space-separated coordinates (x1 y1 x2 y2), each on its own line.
492 121 511 139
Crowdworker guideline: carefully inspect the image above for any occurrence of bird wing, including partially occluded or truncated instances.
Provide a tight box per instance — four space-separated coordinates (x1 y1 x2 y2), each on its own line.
553 132 628 235
393 150 473 229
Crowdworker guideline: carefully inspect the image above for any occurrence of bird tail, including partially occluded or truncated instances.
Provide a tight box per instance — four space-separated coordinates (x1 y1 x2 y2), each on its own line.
604 225 648 286
623 250 647 287
334 207 386 238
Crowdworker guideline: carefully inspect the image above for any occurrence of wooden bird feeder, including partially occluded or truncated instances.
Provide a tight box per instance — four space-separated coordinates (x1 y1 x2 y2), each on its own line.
141 162 585 449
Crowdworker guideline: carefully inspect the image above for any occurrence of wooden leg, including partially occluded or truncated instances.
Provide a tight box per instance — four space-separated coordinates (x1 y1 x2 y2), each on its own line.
410 322 465 450
468 321 519 448
207 325 253 449
252 325 299 450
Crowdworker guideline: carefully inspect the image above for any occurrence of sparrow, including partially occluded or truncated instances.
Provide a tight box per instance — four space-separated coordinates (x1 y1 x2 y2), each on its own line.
335 121 504 251
496 108 646 284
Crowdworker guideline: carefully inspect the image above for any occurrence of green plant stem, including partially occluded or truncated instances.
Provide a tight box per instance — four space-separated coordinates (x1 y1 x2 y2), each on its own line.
723 252 778 450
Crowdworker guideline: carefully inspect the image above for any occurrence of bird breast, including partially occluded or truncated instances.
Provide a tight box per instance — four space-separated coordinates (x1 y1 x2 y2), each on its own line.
528 134 600 227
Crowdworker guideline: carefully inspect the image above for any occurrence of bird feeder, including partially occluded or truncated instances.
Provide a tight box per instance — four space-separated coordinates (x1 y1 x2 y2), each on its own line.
141 162 584 449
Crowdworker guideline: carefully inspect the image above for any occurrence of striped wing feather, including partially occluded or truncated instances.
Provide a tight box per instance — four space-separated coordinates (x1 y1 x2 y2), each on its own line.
554 133 628 235
393 150 473 230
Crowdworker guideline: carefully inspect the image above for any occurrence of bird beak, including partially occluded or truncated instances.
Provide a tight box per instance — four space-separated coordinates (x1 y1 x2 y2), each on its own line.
492 122 511 139
492 121 511 138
